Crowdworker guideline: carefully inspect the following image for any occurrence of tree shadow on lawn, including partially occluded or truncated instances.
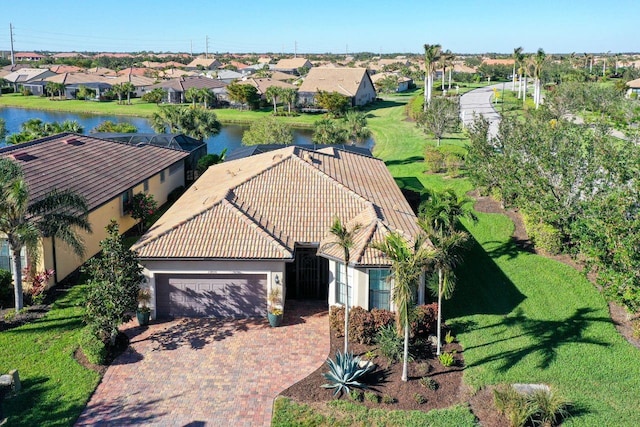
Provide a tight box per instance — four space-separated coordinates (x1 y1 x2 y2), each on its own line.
386 156 425 166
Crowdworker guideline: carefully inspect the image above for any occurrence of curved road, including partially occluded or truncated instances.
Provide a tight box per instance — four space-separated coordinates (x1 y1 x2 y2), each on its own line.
460 82 516 138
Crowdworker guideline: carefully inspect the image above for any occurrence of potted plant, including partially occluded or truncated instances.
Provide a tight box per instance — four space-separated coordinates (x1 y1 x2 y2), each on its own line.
137 288 151 326
267 286 283 327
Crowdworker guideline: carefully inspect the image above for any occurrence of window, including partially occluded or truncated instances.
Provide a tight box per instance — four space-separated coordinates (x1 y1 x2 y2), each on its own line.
169 162 182 176
143 179 149 193
335 262 352 306
160 170 166 183
121 189 133 216
0 240 27 275
369 269 391 310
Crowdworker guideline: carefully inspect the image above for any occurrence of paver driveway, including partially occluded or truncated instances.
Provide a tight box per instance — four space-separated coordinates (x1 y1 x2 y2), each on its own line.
76 301 329 426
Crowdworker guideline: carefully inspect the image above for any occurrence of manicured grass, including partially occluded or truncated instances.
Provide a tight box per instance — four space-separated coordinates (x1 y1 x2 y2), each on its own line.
272 398 478 427
368 94 640 426
0 284 100 426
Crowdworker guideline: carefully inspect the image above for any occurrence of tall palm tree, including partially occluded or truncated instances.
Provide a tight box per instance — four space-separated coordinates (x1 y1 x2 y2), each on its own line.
528 48 547 109
371 231 434 381
45 81 57 99
423 44 442 110
280 88 298 114
185 87 200 108
322 217 361 354
343 110 371 144
198 88 213 109
439 50 454 91
122 82 135 105
0 158 91 312
265 86 283 114
512 47 523 92
418 189 477 234
419 224 468 355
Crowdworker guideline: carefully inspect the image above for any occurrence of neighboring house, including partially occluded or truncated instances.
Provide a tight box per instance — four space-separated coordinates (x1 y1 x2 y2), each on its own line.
370 72 412 92
51 52 86 59
85 67 118 77
48 65 84 74
368 58 412 73
148 76 227 104
297 67 377 107
132 145 422 319
43 72 112 99
273 57 313 75
482 58 515 66
159 68 199 79
111 74 157 97
213 69 244 84
185 57 222 70
0 133 189 285
15 52 46 61
626 78 640 97
117 67 150 77
3 68 57 90
236 78 297 99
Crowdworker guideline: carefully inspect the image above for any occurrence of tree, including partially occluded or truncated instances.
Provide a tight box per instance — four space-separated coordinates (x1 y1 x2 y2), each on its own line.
122 82 135 104
45 81 57 98
242 116 293 145
76 85 96 100
280 88 298 114
512 46 524 93
315 90 350 118
342 111 371 144
0 118 6 141
439 50 454 91
142 88 167 104
416 96 460 145
376 75 399 94
151 105 221 140
528 48 547 109
423 43 442 110
265 86 283 114
111 83 126 104
370 231 434 381
419 224 468 355
196 149 227 174
185 87 200 107
0 158 91 312
226 83 260 110
130 193 158 234
84 220 143 346
197 88 214 109
322 217 362 354
418 189 477 234
92 120 138 133
6 119 84 145
313 118 348 144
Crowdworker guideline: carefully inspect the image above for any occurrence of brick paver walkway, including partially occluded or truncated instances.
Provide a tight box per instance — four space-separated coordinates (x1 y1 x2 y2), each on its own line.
76 301 329 426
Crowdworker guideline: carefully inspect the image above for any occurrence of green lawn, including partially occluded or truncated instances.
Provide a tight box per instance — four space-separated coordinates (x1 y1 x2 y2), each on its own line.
0 284 100 426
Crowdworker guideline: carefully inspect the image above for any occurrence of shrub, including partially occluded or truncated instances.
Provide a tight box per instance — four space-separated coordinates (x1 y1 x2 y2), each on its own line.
382 394 396 404
414 393 427 404
321 351 374 397
493 385 572 427
424 146 445 173
21 88 32 96
411 303 438 337
371 308 395 330
632 319 640 339
405 94 424 121
529 389 572 427
363 350 376 360
349 389 363 402
365 391 379 403
329 305 345 337
0 269 13 306
445 330 455 344
420 376 439 390
438 351 455 367
80 327 107 365
415 362 432 376
444 152 465 177
630 92 638 100
376 324 405 363
494 386 533 427
348 306 376 344
522 212 563 255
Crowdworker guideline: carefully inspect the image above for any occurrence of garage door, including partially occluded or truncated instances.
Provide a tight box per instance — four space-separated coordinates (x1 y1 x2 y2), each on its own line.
155 274 267 318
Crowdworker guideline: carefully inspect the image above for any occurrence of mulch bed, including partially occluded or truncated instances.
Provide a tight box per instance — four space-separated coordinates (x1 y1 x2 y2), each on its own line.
280 329 466 412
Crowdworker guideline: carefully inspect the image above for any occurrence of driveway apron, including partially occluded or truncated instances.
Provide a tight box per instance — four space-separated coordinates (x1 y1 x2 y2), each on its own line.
76 301 329 426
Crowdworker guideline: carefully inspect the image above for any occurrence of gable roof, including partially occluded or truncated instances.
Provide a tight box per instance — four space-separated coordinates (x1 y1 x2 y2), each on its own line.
0 133 188 211
45 72 110 85
3 68 55 83
236 78 296 95
133 146 420 265
186 58 222 69
627 78 640 89
274 58 312 70
149 76 227 92
297 67 373 97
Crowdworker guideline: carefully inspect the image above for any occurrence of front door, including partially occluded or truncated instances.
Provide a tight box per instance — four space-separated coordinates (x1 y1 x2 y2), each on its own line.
286 246 328 300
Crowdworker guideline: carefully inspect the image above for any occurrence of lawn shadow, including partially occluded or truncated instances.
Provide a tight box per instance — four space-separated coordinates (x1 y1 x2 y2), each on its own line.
466 307 611 372
385 156 425 166
394 176 427 214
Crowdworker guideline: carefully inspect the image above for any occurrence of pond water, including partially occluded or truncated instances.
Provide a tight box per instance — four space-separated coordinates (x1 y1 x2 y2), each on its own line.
0 107 374 154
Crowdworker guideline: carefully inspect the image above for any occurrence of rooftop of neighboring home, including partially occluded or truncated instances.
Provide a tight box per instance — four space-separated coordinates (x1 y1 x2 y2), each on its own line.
51 52 87 59
111 74 156 86
186 57 222 69
117 67 150 77
236 77 296 95
85 67 118 76
297 67 373 96
274 57 312 70
482 58 515 66
15 52 46 59
49 65 85 74
132 145 420 265
45 72 110 85
370 72 412 83
3 68 55 83
0 133 188 210
159 68 200 79
627 78 640 88
149 76 227 92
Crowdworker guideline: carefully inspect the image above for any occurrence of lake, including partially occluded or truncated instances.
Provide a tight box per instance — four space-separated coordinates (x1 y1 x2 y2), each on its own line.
0 107 374 154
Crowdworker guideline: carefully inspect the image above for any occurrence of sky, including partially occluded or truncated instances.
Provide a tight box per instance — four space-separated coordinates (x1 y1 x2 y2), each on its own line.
1 0 638 55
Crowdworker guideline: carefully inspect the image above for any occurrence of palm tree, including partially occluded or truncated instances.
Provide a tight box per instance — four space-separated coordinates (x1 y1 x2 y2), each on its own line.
343 111 371 144
419 224 468 355
512 47 523 92
122 82 135 104
0 158 91 312
439 50 454 91
371 231 434 381
322 217 361 354
528 48 547 109
45 81 57 99
185 87 200 107
198 88 213 109
280 88 298 115
418 189 477 234
265 86 283 114
423 44 442 110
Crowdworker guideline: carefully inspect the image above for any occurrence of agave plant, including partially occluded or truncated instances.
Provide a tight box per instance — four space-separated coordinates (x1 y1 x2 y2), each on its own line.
321 351 374 396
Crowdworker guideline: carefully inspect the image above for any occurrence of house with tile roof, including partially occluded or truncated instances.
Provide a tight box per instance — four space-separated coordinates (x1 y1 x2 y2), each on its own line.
297 67 377 107
0 133 189 285
273 57 313 75
185 57 222 70
132 145 423 319
148 76 227 104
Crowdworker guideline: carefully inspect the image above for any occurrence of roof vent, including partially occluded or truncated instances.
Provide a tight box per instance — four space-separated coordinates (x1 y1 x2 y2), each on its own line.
12 152 37 162
64 138 85 146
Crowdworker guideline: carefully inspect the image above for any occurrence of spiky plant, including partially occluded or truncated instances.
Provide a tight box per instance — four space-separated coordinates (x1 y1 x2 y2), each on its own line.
321 351 374 397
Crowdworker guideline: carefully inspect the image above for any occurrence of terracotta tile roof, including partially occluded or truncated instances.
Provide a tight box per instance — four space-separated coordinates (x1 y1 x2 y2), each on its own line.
274 58 312 70
150 76 226 92
134 146 420 266
236 78 296 95
298 67 373 97
45 72 110 85
627 78 640 89
0 133 189 211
